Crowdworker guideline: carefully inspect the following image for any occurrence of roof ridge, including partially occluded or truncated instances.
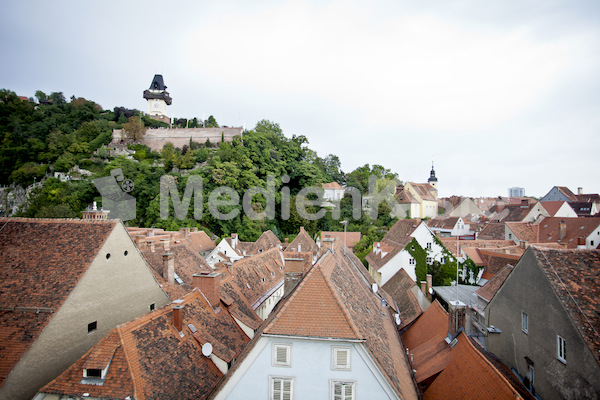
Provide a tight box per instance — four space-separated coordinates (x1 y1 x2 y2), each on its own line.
116 325 140 400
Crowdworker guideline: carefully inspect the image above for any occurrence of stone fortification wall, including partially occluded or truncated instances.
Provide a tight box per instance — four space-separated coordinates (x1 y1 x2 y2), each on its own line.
112 127 243 151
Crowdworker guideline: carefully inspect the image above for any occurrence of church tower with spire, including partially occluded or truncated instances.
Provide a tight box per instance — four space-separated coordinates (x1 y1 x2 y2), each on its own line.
143 74 172 124
428 161 438 190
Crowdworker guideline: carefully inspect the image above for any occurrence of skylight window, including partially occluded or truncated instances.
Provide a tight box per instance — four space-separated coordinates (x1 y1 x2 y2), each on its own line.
174 273 184 285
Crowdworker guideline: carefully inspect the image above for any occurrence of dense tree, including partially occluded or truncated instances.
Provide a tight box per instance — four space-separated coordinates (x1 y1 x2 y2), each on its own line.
122 116 146 141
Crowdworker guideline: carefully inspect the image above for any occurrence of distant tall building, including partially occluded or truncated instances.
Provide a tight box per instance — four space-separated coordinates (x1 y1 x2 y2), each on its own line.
143 74 172 124
508 187 525 197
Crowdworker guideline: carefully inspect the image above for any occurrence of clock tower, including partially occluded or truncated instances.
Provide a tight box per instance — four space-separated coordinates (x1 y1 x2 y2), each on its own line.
143 74 172 124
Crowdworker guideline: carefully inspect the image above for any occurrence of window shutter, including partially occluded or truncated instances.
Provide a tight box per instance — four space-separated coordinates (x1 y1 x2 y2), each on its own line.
282 380 292 400
273 379 282 400
333 347 350 370
277 346 288 365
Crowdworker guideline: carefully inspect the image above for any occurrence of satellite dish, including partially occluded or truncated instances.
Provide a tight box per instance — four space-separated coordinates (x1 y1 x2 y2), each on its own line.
202 342 213 357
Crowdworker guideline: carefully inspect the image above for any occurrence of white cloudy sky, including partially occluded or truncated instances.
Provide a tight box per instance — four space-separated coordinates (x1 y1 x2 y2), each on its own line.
2 0 599 198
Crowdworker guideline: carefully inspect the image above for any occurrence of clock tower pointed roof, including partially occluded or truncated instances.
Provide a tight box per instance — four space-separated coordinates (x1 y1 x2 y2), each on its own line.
143 74 172 105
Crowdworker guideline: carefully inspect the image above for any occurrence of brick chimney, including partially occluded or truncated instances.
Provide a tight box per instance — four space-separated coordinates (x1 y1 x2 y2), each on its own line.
150 241 156 253
520 199 528 208
321 237 335 252
447 300 466 338
559 220 567 241
162 253 175 284
193 272 221 308
192 227 199 232
578 187 583 195
161 238 170 251
179 227 191 238
172 300 184 332
420 281 427 296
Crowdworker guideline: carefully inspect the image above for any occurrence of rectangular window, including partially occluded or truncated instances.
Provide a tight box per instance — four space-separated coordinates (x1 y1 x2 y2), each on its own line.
332 346 351 370
331 381 355 400
426 257 432 264
271 377 293 400
528 365 534 384
409 258 415 265
557 335 566 363
426 242 432 250
521 312 528 334
272 343 291 367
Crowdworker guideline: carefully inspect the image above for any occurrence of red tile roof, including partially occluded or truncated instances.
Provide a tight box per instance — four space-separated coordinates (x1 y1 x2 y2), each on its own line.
40 290 250 399
219 247 285 325
264 265 360 339
478 222 508 240
531 247 600 366
286 227 318 254
248 230 281 255
506 221 539 243
266 241 419 399
382 269 423 330
440 238 516 257
540 201 569 216
322 182 344 190
402 300 448 351
423 333 522 400
475 265 514 302
537 217 600 249
320 231 362 249
366 219 422 271
0 218 117 387
139 240 212 300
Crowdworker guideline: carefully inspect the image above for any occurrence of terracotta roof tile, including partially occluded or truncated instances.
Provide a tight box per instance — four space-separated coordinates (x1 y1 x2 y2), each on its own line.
366 219 421 270
475 265 514 302
41 290 250 399
531 247 600 366
286 227 318 254
478 223 508 240
402 300 448 351
506 221 539 243
537 217 600 248
322 182 343 190
382 269 423 330
140 240 211 300
264 265 360 339
423 333 521 400
0 218 116 386
320 231 362 249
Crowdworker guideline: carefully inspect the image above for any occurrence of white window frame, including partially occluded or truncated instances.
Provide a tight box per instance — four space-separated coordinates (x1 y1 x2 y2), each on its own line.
270 376 294 400
521 312 528 334
426 242 432 250
557 335 566 364
330 380 356 400
409 258 415 265
331 346 351 370
528 364 534 384
272 343 291 367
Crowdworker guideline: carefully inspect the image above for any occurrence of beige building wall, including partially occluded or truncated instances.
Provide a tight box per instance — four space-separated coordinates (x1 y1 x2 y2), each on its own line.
1 223 170 400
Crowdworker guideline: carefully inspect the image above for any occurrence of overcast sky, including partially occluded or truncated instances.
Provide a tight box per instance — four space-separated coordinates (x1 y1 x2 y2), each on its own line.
2 0 599 198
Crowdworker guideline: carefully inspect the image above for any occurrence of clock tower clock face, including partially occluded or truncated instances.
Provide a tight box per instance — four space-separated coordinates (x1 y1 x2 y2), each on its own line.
153 101 160 110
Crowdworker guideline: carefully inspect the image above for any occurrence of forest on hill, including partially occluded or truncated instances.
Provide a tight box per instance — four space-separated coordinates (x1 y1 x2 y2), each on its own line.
0 89 405 263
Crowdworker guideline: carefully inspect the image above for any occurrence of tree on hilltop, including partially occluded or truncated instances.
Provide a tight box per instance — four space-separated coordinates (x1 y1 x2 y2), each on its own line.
122 116 146 141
